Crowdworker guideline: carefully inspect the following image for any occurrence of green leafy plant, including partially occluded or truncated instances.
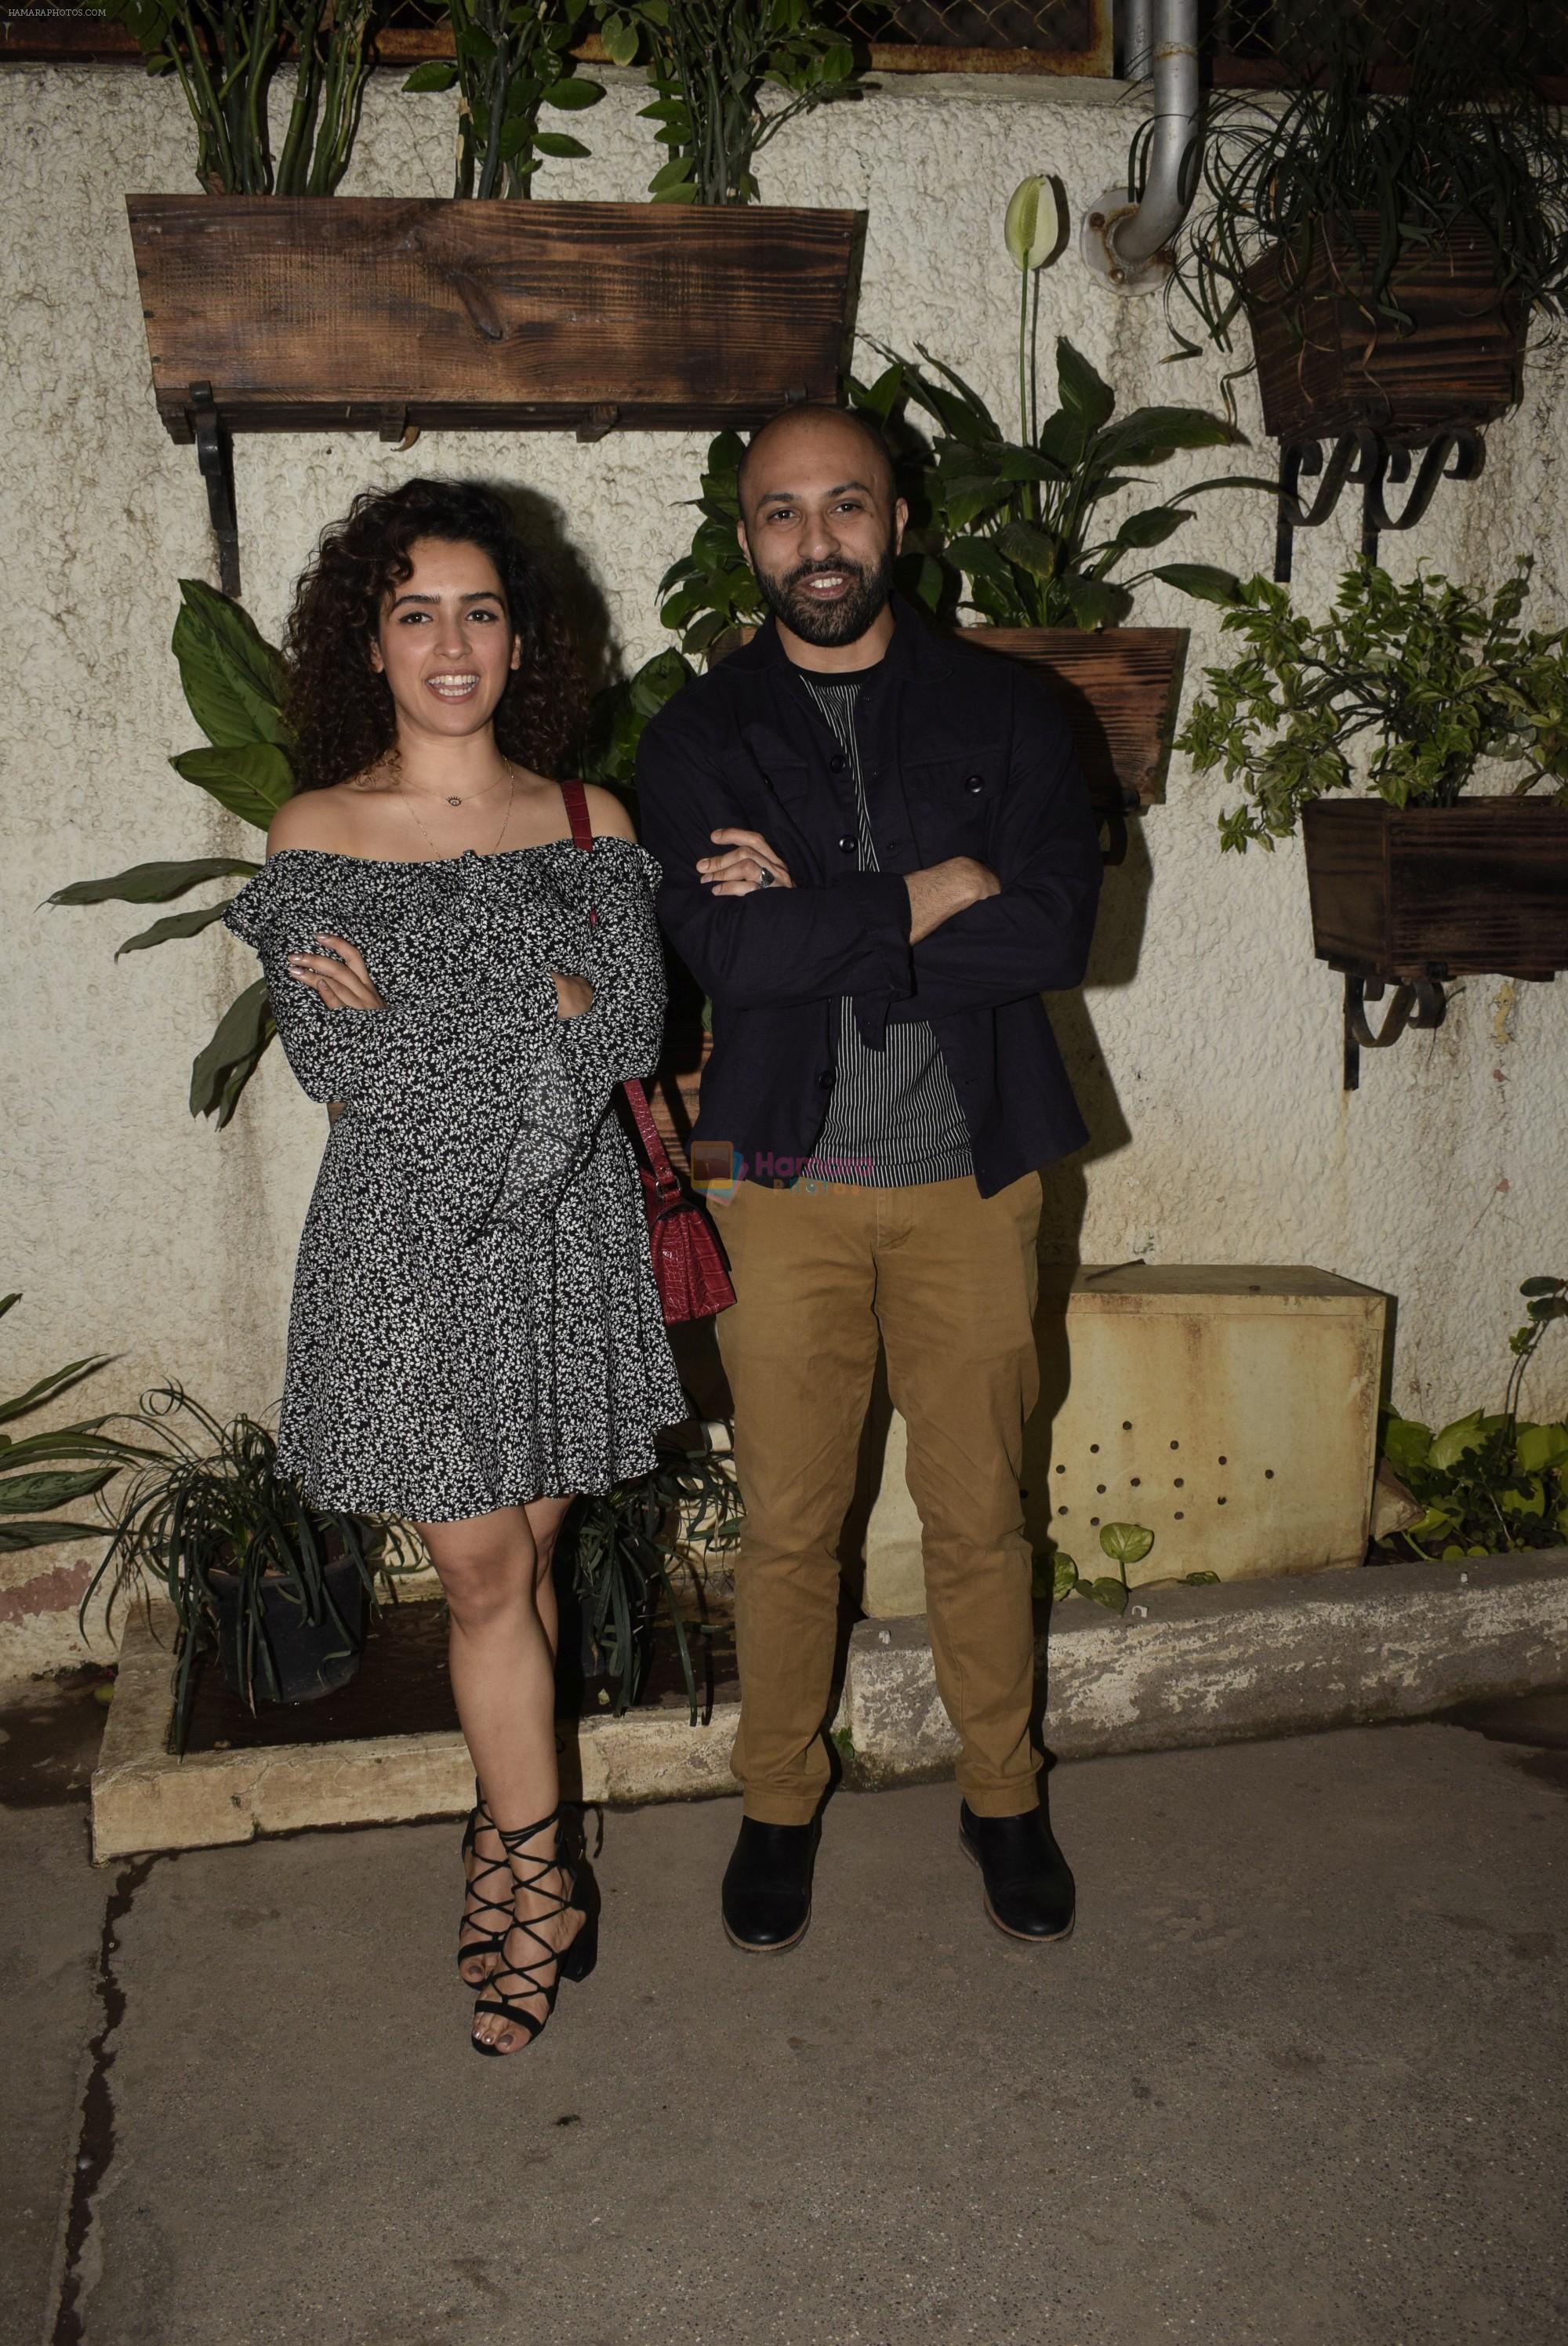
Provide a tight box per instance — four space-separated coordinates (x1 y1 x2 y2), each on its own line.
1381 1276 1568 1561
560 1427 743 1720
863 334 1259 630
1177 557 1568 855
49 580 291 1125
401 0 602 199
105 0 384 194
581 645 695 790
1040 1520 1155 1615
80 1387 422 1751
1138 14 1568 401
596 0 858 205
0 1295 131 1556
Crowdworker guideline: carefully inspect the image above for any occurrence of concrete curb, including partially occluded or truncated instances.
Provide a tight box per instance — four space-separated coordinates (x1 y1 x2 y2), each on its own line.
844 1551 1568 1781
90 1555 1568 1861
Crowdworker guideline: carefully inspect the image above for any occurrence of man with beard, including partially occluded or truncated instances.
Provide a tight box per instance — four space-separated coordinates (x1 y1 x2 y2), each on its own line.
636 403 1102 1953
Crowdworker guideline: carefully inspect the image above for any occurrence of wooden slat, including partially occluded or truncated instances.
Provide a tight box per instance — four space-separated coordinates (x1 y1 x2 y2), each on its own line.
959 626 1189 808
1304 799 1568 981
126 196 861 440
1245 216 1526 443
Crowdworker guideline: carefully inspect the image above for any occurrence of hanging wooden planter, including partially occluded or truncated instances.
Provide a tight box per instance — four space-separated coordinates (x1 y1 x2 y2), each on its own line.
1302 798 1568 983
1243 215 1528 445
125 195 863 440
959 626 1189 814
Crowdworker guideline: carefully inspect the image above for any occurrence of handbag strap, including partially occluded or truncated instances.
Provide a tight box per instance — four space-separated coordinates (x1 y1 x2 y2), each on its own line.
560 779 682 1204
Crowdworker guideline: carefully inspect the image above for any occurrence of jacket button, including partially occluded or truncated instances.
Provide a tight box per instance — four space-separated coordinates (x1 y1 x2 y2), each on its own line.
817 1067 833 1087
837 833 855 854
964 773 985 794
829 752 846 773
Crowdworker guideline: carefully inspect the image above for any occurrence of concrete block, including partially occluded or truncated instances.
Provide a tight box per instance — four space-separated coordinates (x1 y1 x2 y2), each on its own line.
1027 1262 1388 1584
844 1551 1568 1781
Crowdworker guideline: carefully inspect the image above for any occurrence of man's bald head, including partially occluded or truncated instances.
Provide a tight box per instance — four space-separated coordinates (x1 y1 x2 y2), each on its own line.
735 403 897 521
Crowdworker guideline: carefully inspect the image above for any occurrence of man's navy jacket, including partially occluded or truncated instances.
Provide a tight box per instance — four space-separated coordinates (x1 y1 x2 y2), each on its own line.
634 596 1104 1199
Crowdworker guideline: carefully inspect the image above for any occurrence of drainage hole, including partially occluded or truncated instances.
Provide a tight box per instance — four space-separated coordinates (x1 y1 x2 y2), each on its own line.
1174 1478 1184 1488
1265 1469 1275 1479
1174 1510 1184 1520
1169 1440 1179 1450
1054 1463 1065 1474
1217 1495 1228 1505
1123 1420 1133 1431
1057 1505 1069 1516
1095 1484 1106 1494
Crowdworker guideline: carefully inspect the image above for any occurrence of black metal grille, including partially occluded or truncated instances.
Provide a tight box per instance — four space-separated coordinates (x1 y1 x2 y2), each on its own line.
1196 0 1568 85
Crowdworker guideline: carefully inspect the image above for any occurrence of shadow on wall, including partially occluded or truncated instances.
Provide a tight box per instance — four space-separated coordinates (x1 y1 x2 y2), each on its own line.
492 478 619 701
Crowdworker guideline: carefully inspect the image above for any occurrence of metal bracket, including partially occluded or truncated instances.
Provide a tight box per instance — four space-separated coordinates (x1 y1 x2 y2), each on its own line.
1342 971 1446 1091
189 381 240 598
1274 427 1483 583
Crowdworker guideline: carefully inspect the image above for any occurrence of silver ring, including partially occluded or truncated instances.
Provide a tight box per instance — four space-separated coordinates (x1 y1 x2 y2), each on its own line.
757 863 775 888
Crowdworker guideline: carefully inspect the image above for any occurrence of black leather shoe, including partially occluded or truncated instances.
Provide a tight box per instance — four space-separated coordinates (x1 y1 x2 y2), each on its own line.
960 1799 1075 1943
721 1818 818 1952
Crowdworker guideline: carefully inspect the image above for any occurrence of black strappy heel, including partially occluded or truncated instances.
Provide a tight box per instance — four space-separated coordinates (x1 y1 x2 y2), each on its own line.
471 1804 597 2057
456 1782 514 1985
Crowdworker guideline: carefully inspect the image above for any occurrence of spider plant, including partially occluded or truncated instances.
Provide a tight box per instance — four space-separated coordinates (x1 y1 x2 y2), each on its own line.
561 1427 742 1721
1138 12 1568 398
104 0 386 195
0 1293 129 1556
401 0 603 200
80 1387 422 1752
595 0 858 205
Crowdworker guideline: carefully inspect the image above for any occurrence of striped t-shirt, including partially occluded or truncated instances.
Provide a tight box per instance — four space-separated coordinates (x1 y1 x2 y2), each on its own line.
794 670 975 1188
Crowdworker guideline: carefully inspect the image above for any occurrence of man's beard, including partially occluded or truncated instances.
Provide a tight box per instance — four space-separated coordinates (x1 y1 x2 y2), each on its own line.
753 539 895 648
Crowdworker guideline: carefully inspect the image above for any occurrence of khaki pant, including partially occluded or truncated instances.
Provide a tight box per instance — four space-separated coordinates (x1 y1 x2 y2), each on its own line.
710 1171 1044 1825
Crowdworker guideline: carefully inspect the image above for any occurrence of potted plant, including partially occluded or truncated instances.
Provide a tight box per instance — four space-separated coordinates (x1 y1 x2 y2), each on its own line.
558 1425 743 1723
1178 557 1568 984
114 0 862 484
1380 1276 1568 1562
80 1386 422 1749
1141 14 1568 440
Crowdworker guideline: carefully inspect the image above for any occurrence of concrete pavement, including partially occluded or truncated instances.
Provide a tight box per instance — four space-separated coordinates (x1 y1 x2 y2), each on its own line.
5 1680 1566 2346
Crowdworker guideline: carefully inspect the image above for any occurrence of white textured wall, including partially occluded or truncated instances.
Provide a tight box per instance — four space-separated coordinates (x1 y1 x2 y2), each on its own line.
3 61 1565 1669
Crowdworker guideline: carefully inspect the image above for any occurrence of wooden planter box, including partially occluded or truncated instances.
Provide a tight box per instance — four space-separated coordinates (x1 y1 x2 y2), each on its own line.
960 626 1189 812
126 196 862 439
1243 215 1526 444
1302 798 1568 983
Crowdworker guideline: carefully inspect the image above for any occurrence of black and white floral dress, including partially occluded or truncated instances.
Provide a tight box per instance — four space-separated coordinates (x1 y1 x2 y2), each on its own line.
222 835 688 1523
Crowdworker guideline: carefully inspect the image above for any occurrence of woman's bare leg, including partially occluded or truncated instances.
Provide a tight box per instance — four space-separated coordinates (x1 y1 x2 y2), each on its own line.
419 1498 580 2052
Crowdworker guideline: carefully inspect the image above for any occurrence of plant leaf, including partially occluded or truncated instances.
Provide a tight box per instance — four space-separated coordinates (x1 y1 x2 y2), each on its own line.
1055 338 1116 433
1099 1520 1155 1567
48 857 258 908
169 743 295 830
1150 563 1243 608
188 979 275 1125
171 580 290 749
0 1466 118 1513
116 901 234 957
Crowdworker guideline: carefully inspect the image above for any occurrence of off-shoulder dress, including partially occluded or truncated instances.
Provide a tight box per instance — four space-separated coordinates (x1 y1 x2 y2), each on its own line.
222 831 688 1523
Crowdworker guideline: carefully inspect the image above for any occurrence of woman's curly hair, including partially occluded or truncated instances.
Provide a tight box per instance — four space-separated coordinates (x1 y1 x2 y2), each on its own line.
281 477 586 792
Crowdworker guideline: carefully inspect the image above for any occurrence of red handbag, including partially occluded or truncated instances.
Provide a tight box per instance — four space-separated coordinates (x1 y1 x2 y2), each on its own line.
561 782 735 1324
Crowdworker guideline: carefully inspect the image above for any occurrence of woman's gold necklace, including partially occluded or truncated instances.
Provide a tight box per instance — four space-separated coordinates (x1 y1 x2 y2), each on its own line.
399 761 517 859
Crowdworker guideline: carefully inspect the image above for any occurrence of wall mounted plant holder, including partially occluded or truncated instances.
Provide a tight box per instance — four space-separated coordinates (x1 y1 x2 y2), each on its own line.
962 626 1189 861
1271 427 1483 585
127 195 864 596
1243 213 1524 583
1301 800 1568 1090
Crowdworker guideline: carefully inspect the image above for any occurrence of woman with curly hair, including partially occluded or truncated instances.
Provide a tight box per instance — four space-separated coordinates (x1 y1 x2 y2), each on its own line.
222 477 688 2057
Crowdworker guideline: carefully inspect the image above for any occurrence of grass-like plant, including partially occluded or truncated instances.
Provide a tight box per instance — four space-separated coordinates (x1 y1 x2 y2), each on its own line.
1382 1276 1568 1560
401 0 603 199
1135 13 1568 398
105 0 384 194
561 1428 742 1720
0 1294 129 1557
1177 557 1568 854
596 0 858 205
80 1387 421 1751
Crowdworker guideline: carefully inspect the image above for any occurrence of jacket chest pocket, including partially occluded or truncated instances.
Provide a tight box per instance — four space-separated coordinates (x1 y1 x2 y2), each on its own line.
903 752 1003 863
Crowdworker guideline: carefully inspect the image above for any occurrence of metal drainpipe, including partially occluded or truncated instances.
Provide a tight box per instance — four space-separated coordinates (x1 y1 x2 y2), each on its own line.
1080 0 1200 295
